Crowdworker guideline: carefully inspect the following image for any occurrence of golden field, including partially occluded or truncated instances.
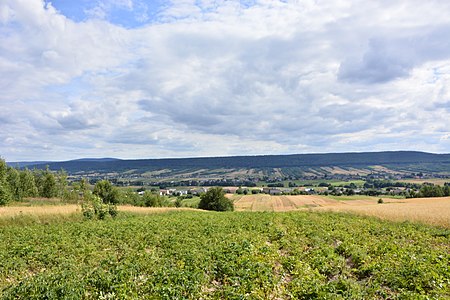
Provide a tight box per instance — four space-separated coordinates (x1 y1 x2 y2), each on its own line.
232 194 450 227
0 205 197 218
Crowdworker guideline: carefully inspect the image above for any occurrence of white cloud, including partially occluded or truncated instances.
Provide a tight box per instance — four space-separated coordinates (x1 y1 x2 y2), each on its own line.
1 0 450 161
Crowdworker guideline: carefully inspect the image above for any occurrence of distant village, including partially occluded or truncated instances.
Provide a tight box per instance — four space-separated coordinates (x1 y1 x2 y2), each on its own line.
67 169 450 199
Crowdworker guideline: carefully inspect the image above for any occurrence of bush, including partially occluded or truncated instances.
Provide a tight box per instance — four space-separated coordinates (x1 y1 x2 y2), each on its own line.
143 191 163 207
81 193 117 220
378 198 384 204
198 187 234 212
93 180 119 204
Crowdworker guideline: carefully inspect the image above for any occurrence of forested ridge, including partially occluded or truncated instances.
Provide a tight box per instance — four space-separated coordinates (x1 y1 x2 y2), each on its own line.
11 151 450 174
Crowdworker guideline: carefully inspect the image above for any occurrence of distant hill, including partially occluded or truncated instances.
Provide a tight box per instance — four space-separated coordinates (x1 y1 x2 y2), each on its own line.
24 151 450 176
69 158 121 163
7 161 52 168
8 158 120 169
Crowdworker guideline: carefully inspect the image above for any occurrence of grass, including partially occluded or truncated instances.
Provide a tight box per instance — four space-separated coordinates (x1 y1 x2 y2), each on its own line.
0 205 81 226
180 196 201 208
7 198 73 206
0 210 449 299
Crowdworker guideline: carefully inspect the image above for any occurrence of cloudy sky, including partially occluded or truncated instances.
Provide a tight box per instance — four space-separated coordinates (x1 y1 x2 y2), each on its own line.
1 0 450 161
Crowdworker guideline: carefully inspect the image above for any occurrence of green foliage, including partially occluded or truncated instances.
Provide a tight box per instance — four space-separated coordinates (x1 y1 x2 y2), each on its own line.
120 188 141 206
19 168 38 198
36 167 58 198
198 187 234 211
0 159 11 205
56 169 68 200
93 180 119 204
81 193 117 220
0 211 449 298
0 182 12 206
179 196 200 208
6 168 20 201
419 184 445 198
142 191 163 207
378 198 384 204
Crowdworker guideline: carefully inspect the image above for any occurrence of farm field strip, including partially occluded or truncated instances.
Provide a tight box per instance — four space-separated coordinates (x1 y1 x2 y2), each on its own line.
0 211 449 299
316 197 450 228
0 205 80 218
0 205 197 219
233 194 450 227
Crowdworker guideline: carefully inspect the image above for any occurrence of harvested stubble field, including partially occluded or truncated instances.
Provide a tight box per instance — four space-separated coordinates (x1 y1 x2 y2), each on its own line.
0 205 196 226
232 194 450 228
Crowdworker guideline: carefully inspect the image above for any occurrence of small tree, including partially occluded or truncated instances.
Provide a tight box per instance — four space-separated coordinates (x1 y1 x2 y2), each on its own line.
38 167 58 198
81 193 117 220
143 191 162 207
198 187 234 212
56 169 68 200
93 180 119 204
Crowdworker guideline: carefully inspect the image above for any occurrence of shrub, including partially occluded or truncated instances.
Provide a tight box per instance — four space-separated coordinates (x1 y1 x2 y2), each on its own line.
81 193 117 220
143 191 163 207
93 180 119 204
378 198 384 204
198 187 234 212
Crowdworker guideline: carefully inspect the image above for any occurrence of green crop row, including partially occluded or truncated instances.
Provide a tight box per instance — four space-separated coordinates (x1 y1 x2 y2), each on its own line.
0 211 449 299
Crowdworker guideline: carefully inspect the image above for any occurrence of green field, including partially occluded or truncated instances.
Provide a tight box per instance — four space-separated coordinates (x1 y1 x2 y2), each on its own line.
0 210 449 299
256 179 366 188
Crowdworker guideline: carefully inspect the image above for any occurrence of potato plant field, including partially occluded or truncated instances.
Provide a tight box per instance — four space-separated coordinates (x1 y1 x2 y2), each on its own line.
0 210 449 299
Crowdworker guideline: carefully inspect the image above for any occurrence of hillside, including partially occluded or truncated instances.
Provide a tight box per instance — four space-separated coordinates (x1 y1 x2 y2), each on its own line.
18 151 450 173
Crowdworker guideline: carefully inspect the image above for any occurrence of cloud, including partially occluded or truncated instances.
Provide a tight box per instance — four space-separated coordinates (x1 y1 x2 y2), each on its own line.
1 0 450 161
338 24 450 84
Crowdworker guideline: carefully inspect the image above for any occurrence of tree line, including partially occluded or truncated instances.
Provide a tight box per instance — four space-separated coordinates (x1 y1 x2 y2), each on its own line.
0 159 71 205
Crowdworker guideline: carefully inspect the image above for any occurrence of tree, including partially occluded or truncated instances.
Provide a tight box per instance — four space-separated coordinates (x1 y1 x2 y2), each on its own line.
93 180 119 204
56 169 68 199
419 184 443 198
198 187 234 212
20 168 38 198
0 183 11 206
0 159 11 205
41 167 58 198
6 167 20 200
142 191 162 207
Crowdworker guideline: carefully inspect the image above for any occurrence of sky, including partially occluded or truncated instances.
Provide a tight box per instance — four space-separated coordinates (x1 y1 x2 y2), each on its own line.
1 0 450 161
